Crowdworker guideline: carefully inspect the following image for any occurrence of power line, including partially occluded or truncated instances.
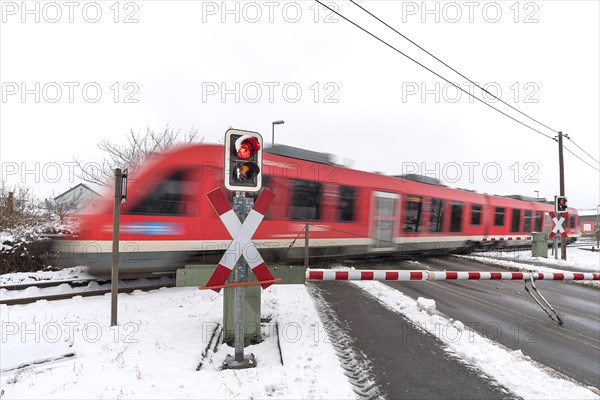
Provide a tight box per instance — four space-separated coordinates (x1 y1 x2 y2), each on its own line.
566 136 600 165
316 1 600 175
313 0 555 142
563 144 600 173
349 0 560 135
314 1 599 175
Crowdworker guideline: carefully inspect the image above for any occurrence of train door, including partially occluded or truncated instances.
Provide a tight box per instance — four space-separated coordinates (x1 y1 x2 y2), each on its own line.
371 191 399 250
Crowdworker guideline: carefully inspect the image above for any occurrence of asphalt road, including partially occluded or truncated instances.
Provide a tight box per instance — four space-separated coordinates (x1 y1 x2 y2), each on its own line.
379 256 600 389
312 281 516 399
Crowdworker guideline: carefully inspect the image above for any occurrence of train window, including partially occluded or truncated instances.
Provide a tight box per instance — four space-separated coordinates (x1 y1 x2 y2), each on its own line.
290 179 322 221
569 215 576 228
523 210 532 232
450 202 463 232
544 214 552 233
262 174 271 189
377 196 395 217
494 207 505 226
404 195 423 233
534 212 543 231
338 186 356 222
128 171 187 216
429 198 444 232
261 175 273 220
262 175 290 220
511 209 521 232
470 204 482 225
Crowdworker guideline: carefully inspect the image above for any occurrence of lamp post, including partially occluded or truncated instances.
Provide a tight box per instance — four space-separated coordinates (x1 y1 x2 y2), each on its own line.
272 120 284 147
534 190 539 199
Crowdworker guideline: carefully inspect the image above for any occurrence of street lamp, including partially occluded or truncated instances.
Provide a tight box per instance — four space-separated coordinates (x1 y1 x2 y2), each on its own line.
272 120 284 147
534 190 539 199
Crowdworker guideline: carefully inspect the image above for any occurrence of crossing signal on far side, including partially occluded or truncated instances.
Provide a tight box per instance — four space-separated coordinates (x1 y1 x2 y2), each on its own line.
224 129 263 192
555 196 568 213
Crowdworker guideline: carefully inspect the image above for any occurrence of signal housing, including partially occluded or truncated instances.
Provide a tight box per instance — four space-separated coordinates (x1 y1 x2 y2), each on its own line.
555 195 568 213
224 129 263 192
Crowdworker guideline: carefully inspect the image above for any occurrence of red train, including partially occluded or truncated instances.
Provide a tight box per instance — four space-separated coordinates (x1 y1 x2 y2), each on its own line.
54 143 580 275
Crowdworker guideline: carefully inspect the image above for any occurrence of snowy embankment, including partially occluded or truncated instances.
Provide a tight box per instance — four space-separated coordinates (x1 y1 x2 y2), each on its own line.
0 267 95 286
0 275 173 302
459 248 600 287
0 285 355 399
351 280 599 400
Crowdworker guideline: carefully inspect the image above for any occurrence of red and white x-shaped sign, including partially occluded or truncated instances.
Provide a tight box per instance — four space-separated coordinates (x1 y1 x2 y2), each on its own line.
205 187 276 292
549 211 569 238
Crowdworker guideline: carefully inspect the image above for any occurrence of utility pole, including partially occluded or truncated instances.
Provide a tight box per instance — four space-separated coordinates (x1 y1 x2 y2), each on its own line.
111 168 124 326
557 131 567 260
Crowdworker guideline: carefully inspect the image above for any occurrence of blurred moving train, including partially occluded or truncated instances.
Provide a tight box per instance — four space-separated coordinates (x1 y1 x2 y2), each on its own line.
54 143 580 275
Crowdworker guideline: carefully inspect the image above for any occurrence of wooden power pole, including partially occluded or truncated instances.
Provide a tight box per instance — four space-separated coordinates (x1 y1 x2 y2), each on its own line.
557 131 567 260
111 168 124 326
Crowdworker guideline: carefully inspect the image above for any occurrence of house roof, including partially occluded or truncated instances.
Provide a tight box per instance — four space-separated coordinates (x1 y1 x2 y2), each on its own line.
54 183 102 201
578 209 600 217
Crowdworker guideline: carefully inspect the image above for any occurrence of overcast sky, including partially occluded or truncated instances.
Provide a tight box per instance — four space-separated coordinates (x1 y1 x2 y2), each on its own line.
1 0 599 209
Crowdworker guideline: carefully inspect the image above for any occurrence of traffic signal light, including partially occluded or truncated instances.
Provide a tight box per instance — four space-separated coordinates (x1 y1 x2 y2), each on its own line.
224 129 263 192
555 196 568 213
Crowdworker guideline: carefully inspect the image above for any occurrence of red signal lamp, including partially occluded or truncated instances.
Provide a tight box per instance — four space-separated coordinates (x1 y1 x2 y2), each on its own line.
235 136 261 159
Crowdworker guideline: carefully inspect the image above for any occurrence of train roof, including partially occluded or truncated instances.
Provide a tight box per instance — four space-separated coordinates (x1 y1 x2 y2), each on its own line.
125 143 577 213
265 144 337 165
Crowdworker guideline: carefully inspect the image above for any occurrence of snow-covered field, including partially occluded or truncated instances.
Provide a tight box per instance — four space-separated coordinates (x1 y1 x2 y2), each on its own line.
461 248 600 287
469 247 600 271
0 285 354 399
1 248 598 399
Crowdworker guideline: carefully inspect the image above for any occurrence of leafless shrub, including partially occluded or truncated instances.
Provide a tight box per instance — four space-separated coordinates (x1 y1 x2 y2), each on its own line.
73 126 202 186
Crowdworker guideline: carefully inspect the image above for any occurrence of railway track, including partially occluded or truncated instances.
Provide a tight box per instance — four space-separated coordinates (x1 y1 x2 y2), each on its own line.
0 278 175 306
568 241 598 248
0 278 101 291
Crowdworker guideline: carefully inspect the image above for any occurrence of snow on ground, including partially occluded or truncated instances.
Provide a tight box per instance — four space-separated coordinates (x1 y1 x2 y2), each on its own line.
0 276 174 301
0 285 355 399
0 267 96 286
460 248 600 287
351 280 599 400
475 247 599 270
2 247 599 400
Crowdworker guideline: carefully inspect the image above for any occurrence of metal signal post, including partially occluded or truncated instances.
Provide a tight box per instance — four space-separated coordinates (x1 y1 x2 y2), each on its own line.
204 128 278 369
228 193 256 369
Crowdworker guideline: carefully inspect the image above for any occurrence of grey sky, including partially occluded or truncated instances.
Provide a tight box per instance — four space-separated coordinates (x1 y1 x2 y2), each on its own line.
1 1 599 208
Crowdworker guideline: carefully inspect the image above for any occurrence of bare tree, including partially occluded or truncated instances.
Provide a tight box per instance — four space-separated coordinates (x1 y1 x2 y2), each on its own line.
44 190 87 222
73 126 202 186
0 181 43 229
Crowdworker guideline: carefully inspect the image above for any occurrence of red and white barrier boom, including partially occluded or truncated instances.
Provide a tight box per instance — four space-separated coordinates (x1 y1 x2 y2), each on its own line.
307 269 599 325
306 270 600 281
